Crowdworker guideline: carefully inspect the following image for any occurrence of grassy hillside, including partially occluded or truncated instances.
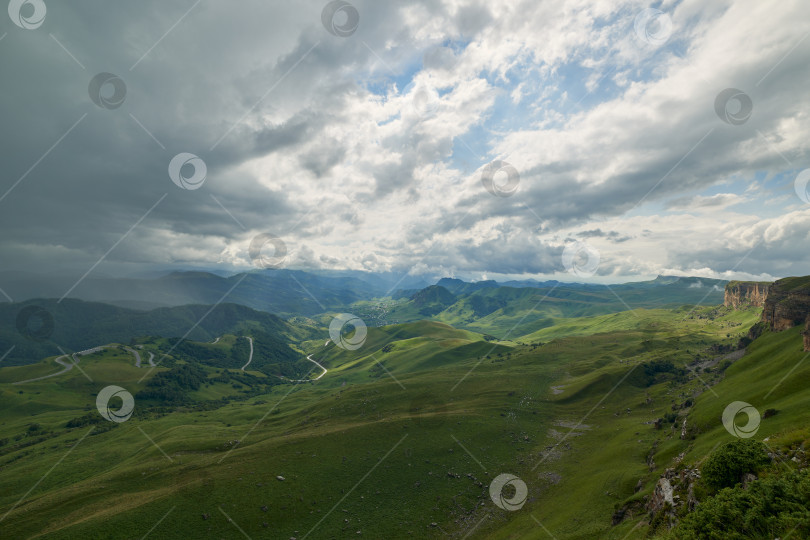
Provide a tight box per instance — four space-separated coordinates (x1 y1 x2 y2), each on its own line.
356 278 727 338
2 296 809 539
521 305 757 343
767 275 810 292
314 320 511 383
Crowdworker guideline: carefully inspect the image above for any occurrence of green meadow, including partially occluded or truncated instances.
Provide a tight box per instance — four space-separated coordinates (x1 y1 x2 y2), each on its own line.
1 301 808 538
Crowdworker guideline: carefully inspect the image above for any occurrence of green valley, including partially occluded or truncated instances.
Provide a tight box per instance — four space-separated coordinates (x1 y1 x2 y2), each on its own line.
1 276 808 538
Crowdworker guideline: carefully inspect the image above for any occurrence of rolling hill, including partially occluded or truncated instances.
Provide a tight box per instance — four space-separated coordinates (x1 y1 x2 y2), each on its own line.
2 278 809 539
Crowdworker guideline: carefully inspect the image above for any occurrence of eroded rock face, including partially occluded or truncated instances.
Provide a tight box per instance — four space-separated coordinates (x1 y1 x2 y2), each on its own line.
800 322 809 351
724 281 770 308
725 277 810 352
760 278 810 349
644 468 701 529
648 477 674 513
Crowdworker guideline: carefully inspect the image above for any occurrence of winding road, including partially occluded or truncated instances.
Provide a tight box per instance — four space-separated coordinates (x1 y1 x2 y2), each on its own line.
123 347 155 368
13 346 109 385
11 337 321 385
125 346 142 367
280 353 328 383
307 354 328 380
240 337 254 371
12 354 72 385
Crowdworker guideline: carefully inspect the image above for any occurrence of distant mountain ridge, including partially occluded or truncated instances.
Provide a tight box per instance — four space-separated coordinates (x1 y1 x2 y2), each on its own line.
436 278 498 295
0 299 311 366
0 270 384 317
374 275 731 339
2 269 726 317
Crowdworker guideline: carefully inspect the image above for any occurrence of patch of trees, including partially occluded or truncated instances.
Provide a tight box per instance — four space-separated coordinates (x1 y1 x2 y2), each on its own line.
137 363 207 403
639 359 688 386
0 424 63 457
209 369 266 387
249 331 299 365
169 339 228 365
66 413 104 428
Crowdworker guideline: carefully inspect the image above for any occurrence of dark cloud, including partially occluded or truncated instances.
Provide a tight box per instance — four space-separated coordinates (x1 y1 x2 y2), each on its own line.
0 0 807 284
576 229 632 242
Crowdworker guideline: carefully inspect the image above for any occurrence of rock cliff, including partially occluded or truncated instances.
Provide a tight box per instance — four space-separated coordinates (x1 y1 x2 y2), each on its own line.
760 277 810 336
724 281 770 308
726 277 810 352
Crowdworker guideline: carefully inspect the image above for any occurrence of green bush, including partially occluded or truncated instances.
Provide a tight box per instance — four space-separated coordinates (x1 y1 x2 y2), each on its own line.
701 439 770 491
672 469 810 539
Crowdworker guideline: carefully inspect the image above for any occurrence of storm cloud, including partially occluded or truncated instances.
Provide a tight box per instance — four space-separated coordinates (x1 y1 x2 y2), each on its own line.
0 0 808 286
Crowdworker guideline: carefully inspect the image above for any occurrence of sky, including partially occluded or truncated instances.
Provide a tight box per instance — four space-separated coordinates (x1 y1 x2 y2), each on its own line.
0 0 809 285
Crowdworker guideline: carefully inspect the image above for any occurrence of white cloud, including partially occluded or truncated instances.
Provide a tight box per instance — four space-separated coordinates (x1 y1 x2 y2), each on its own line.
1 0 808 283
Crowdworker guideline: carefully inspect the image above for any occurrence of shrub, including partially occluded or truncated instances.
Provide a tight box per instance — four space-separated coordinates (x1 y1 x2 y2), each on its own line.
673 469 810 539
701 439 770 491
762 408 779 419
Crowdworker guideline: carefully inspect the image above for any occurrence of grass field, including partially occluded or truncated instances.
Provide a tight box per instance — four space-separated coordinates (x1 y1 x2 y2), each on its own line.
2 302 808 538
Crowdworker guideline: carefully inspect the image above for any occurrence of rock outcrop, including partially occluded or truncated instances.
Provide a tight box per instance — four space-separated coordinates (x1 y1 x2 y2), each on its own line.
645 468 701 529
724 281 770 308
648 476 674 513
805 318 810 352
760 277 810 336
725 277 810 352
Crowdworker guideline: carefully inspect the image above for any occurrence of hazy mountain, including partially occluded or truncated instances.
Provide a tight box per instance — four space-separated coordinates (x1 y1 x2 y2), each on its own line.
0 299 313 366
0 270 384 316
380 276 729 338
435 277 499 294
